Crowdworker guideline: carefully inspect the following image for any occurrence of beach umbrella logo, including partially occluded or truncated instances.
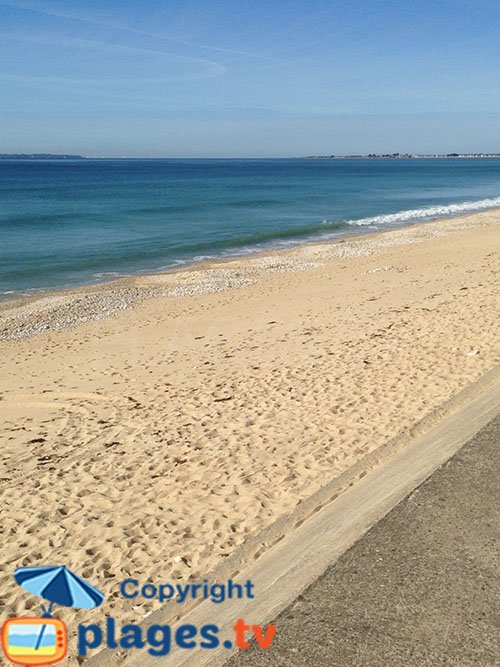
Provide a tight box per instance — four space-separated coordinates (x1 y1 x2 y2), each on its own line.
1 565 105 666
13 565 105 612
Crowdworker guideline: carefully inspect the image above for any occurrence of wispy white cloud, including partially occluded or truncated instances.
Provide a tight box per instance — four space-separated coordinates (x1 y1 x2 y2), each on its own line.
0 0 272 60
0 26 228 81
0 72 217 85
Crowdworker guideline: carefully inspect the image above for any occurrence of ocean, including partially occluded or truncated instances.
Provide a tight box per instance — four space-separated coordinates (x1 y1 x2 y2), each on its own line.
1 157 499 298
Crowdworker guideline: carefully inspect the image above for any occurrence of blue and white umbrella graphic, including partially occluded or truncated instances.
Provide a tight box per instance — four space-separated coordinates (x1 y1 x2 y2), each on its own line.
14 565 105 651
14 565 105 611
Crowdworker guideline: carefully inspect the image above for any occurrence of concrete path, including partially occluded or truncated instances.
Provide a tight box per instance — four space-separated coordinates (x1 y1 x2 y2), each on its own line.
230 415 500 666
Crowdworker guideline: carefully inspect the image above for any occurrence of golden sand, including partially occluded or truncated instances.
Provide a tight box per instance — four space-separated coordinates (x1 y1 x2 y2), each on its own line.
0 211 498 653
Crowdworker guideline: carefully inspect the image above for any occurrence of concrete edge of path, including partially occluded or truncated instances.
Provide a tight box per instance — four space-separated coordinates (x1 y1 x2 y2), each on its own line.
90 365 500 666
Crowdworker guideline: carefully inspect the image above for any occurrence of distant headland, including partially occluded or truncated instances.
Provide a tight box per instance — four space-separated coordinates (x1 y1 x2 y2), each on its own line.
304 152 500 159
0 153 86 160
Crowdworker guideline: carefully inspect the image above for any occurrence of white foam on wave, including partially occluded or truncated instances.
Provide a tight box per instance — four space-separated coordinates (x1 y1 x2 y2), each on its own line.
92 271 124 278
347 196 500 227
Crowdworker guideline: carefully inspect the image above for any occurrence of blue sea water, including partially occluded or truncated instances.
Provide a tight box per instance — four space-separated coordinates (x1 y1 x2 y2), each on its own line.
1 158 499 297
7 622 56 648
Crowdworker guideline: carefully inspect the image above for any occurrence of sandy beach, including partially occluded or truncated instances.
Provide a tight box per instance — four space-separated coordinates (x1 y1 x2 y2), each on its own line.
0 211 499 655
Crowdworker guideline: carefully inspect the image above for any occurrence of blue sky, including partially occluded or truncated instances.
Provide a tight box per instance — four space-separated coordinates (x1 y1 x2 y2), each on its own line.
1 0 500 156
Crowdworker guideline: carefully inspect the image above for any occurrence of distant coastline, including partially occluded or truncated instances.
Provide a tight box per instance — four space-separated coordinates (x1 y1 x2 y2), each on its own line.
304 152 500 159
2 152 500 161
0 153 86 160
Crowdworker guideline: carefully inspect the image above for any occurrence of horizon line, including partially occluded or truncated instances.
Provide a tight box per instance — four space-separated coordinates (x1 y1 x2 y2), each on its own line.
3 151 500 160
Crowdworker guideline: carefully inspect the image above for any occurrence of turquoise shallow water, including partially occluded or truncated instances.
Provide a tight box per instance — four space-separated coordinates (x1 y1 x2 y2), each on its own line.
1 157 499 297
